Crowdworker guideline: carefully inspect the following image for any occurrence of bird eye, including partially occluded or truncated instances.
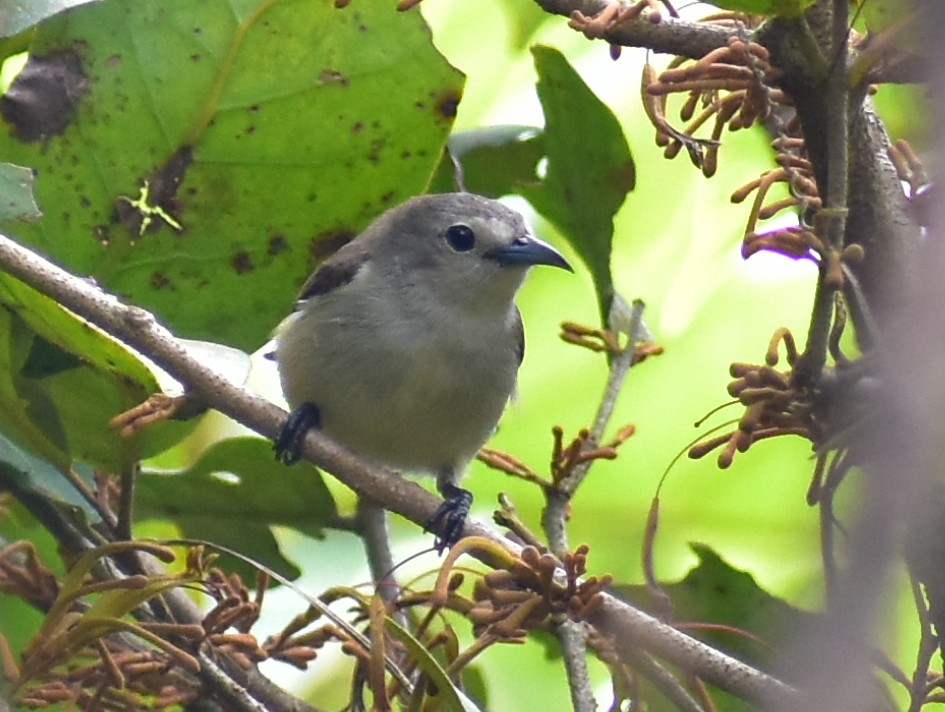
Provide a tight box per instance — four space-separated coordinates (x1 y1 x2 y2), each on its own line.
445 224 475 252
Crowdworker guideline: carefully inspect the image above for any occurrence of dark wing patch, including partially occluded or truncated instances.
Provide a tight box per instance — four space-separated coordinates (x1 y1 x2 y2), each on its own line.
295 247 370 308
513 307 525 366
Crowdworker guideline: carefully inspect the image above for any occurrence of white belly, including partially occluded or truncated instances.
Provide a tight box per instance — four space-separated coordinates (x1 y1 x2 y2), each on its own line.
276 297 520 475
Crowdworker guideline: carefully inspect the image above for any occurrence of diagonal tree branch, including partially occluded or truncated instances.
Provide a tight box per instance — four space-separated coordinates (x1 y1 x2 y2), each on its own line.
533 0 733 58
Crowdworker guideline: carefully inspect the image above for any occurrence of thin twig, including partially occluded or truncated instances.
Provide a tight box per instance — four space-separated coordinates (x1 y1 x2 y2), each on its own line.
907 570 936 712
59 467 116 531
557 619 598 712
355 496 399 604
795 0 849 386
542 300 646 711
116 463 136 541
609 638 706 712
544 299 646 553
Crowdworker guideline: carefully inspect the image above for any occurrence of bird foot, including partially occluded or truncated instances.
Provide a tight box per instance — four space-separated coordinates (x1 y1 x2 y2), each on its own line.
274 403 321 464
424 483 472 553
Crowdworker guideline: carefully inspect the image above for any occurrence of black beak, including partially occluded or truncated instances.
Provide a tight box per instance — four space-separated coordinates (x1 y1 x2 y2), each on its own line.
485 234 573 272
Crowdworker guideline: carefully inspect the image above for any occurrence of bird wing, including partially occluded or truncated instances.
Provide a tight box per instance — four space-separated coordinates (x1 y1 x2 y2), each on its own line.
294 243 371 308
513 306 525 367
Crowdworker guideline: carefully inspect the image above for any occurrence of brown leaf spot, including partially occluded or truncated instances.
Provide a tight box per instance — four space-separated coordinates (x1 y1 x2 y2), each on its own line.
268 234 288 255
231 251 254 274
151 271 172 289
367 138 384 165
310 229 355 261
0 50 89 142
435 91 461 120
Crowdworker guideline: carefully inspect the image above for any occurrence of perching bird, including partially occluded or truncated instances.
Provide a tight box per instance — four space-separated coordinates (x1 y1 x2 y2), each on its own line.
273 192 572 549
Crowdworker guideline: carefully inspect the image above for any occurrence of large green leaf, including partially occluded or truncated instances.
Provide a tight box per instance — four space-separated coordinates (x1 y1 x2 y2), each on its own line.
519 46 634 322
0 0 463 350
654 544 816 661
0 272 191 471
136 437 337 580
616 544 818 710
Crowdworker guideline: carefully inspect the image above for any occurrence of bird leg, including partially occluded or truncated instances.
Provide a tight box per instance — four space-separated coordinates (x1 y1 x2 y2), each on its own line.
274 402 321 465
425 473 472 553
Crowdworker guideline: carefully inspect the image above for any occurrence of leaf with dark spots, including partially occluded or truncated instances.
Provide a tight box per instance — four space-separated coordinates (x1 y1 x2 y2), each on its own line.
113 145 193 237
0 50 88 142
150 145 193 204
519 46 635 323
436 91 461 120
0 0 462 350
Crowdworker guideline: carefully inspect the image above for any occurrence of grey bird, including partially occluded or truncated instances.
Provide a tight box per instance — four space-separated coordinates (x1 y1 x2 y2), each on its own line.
273 192 572 549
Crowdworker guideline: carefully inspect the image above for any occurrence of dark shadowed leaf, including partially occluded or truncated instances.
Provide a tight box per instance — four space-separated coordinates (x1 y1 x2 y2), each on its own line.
615 544 819 711
520 46 635 322
0 274 191 471
0 0 462 350
136 437 337 580
0 430 97 516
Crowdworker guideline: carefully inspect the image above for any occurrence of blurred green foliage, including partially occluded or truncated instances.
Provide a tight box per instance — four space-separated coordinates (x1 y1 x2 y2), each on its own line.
0 0 931 709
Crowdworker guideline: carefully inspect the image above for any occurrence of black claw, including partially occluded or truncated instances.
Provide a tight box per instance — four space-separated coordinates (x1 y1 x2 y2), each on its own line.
424 483 472 553
275 403 321 465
